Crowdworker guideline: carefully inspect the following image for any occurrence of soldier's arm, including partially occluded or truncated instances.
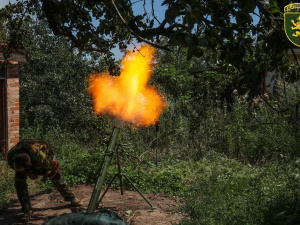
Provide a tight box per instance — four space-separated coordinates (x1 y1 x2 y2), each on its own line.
21 170 39 180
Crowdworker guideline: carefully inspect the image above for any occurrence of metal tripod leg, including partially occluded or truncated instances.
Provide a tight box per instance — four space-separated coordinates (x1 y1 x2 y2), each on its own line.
98 174 119 204
97 172 155 209
97 144 155 209
121 173 155 209
116 145 124 195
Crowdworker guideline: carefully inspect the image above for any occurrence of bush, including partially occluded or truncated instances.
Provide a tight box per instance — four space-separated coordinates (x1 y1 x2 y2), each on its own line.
0 161 15 211
179 155 300 225
106 160 188 195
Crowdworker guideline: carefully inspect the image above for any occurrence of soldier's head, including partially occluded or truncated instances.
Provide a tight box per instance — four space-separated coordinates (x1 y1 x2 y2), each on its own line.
13 153 32 172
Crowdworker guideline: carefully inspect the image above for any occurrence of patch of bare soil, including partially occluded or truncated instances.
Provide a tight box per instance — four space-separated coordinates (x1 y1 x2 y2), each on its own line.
0 184 186 225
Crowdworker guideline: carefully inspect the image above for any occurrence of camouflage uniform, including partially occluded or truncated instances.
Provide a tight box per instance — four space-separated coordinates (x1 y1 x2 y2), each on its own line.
7 139 75 213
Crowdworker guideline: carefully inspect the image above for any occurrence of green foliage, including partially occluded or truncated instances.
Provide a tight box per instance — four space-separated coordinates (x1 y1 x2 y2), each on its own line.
150 73 300 164
0 21 9 43
1 3 299 224
105 161 188 195
0 161 15 211
42 132 188 194
179 157 300 225
1 0 298 86
19 20 109 144
58 147 104 185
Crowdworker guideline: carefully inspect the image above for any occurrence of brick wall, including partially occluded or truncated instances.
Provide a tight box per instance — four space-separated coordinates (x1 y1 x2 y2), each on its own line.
0 46 24 157
6 63 20 150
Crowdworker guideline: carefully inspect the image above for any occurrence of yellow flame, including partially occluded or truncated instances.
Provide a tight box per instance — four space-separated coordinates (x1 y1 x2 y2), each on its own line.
88 44 167 126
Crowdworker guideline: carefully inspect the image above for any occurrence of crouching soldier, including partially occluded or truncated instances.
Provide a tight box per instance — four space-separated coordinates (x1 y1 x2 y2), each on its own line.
7 139 83 222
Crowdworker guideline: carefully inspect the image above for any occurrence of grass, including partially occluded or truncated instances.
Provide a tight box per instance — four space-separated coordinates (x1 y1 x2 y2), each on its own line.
1 135 300 225
0 160 15 212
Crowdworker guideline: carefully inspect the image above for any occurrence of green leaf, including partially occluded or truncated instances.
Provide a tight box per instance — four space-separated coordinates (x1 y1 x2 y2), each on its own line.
237 0 255 13
165 8 173 24
150 19 154 27
198 37 208 47
235 11 252 26
193 47 203 57
184 35 198 47
267 0 280 13
186 14 195 29
184 3 192 14
169 36 182 46
165 5 180 24
187 46 195 60
243 1 256 13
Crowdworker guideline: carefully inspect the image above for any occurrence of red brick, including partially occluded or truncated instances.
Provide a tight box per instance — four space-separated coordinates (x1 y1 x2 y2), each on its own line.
7 89 16 92
7 87 19 91
9 75 18 78
7 89 19 92
8 129 19 133
7 81 19 85
7 93 19 97
7 67 18 73
9 107 19 110
9 118 19 122
10 138 19 143
7 88 19 92
8 134 18 139
9 110 19 115
8 130 18 134
8 127 19 131
8 114 19 118
7 79 18 84
7 74 18 78
7 97 18 101
7 70 18 75
10 122 19 126
8 101 19 104
10 83 19 87
7 71 18 74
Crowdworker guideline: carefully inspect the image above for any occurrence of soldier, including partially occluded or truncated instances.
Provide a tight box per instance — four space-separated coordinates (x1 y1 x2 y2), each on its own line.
7 139 83 222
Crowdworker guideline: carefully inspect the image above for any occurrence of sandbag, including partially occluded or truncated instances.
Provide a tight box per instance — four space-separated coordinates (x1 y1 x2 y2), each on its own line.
42 210 128 225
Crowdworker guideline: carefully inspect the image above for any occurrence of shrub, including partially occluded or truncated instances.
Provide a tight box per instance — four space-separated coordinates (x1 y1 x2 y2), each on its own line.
0 161 15 211
179 156 300 225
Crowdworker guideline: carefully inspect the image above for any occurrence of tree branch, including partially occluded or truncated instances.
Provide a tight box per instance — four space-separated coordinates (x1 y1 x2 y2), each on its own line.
250 0 300 67
110 0 171 51
189 67 220 75
259 93 289 113
151 0 161 25
296 100 300 121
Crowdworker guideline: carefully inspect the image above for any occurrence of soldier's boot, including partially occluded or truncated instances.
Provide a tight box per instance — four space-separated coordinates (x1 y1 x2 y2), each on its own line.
21 210 33 224
70 198 83 207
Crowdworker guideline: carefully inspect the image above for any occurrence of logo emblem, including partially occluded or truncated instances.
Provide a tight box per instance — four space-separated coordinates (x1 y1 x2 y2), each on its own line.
284 3 300 47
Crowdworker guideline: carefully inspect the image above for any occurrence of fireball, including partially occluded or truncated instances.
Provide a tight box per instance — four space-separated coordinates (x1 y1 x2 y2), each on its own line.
88 44 167 126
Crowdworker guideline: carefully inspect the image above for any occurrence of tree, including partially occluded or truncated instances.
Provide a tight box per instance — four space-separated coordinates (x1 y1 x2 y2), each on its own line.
19 19 108 143
0 0 298 88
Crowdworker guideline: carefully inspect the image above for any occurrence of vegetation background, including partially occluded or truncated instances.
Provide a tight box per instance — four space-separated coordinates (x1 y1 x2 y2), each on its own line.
1 0 300 224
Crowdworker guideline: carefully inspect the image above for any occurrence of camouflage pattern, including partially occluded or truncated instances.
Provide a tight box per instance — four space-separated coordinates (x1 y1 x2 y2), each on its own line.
7 139 54 171
15 172 31 213
7 139 75 213
50 169 75 202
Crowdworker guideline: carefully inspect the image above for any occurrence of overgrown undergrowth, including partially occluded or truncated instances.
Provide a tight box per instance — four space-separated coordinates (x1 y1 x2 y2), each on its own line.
2 142 300 225
1 80 299 224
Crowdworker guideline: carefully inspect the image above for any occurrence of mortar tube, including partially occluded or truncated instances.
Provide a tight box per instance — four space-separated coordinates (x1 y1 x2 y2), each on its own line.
87 126 120 213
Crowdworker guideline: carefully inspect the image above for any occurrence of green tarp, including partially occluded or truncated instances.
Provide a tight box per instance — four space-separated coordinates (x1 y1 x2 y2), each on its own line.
42 210 128 225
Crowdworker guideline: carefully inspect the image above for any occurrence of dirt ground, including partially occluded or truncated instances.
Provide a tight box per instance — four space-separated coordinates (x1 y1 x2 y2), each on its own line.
0 184 186 225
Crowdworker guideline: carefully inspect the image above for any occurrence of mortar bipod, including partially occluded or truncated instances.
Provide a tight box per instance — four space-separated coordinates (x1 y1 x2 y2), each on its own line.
97 143 155 209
